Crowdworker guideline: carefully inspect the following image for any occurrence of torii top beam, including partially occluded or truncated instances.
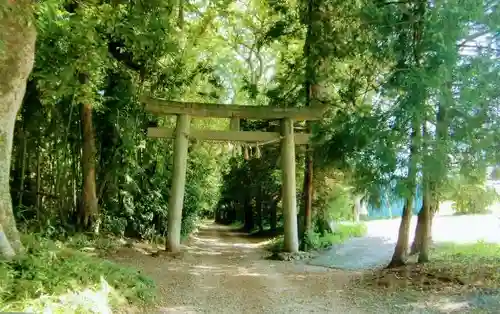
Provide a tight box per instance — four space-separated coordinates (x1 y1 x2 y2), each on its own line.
141 96 326 121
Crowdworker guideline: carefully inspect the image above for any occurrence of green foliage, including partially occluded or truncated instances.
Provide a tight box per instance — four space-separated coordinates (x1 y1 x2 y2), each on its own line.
449 183 499 215
0 234 156 312
317 178 354 222
11 0 229 241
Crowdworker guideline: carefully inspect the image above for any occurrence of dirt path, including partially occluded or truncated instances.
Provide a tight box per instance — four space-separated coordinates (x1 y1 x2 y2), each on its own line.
111 223 368 314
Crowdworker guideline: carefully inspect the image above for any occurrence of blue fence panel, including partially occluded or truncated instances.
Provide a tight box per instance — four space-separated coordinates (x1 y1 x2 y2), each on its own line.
366 185 423 219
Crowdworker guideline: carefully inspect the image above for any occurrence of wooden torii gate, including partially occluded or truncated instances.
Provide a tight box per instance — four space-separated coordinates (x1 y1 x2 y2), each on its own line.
142 96 324 253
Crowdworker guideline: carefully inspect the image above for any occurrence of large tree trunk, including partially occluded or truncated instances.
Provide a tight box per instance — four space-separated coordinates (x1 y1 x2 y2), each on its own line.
80 102 99 232
388 198 414 268
388 122 420 268
411 187 432 263
0 2 37 259
410 204 424 255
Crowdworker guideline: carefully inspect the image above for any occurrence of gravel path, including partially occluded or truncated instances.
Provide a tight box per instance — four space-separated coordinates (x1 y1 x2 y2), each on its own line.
111 223 371 314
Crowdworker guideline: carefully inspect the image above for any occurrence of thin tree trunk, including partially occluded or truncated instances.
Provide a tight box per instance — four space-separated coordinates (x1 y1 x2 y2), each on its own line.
243 195 254 232
270 199 278 232
80 102 99 232
36 147 42 229
302 151 313 242
353 193 364 223
72 143 78 211
0 2 37 259
256 188 263 232
301 0 316 248
18 128 27 208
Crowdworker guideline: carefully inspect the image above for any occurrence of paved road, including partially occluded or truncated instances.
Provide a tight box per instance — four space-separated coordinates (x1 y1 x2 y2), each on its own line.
309 213 500 270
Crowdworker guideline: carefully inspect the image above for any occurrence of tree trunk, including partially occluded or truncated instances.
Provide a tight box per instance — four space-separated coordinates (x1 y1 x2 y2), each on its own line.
243 195 254 232
36 147 42 229
269 200 277 232
410 204 425 255
353 193 364 223
0 2 37 259
256 188 263 232
301 0 315 247
18 127 27 208
417 197 432 263
388 122 420 268
387 199 414 268
80 102 99 232
302 150 313 244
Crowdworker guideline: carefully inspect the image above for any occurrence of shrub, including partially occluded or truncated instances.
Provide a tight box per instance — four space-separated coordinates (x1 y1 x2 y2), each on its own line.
269 223 367 252
0 234 156 312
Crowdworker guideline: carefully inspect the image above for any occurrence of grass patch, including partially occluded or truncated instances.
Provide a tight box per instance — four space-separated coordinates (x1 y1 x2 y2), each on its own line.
0 234 156 313
267 223 367 252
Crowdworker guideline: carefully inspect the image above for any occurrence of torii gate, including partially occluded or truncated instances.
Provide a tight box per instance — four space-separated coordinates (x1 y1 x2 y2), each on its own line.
142 96 324 253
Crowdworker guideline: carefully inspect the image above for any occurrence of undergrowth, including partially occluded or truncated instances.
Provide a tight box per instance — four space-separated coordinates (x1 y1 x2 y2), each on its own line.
348 242 500 313
429 241 500 287
0 234 156 313
267 222 367 252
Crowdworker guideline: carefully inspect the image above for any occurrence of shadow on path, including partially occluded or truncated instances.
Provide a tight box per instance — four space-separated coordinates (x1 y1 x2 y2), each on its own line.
110 222 366 314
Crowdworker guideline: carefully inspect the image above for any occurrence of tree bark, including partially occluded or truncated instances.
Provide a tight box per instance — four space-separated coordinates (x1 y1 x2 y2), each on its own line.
410 204 424 255
243 195 254 232
80 102 99 232
0 1 37 259
301 0 315 248
302 149 313 245
36 148 42 228
388 122 420 268
18 127 27 208
256 188 263 232
353 193 364 223
269 200 277 232
387 198 414 268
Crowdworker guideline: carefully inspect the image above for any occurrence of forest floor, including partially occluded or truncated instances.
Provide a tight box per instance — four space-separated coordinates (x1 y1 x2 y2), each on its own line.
310 214 500 313
108 222 371 314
